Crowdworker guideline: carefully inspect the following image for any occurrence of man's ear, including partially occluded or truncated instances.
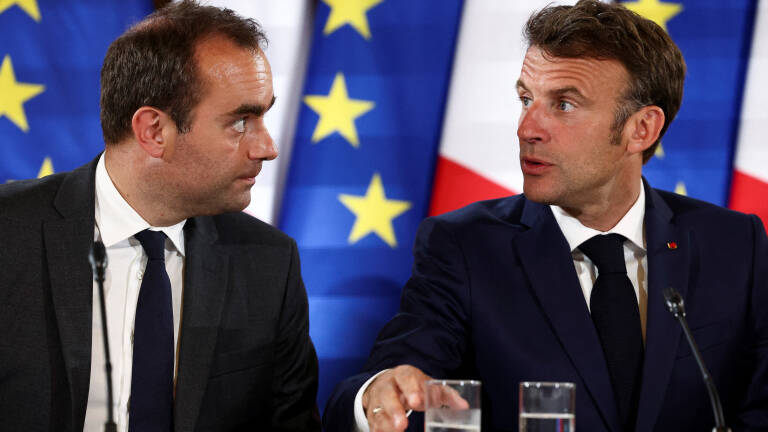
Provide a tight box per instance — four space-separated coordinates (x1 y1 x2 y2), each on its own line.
131 107 174 159
625 105 665 156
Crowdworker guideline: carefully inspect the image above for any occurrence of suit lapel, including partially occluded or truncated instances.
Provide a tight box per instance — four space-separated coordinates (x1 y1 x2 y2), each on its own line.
174 216 230 432
45 159 98 430
635 184 689 432
512 199 621 432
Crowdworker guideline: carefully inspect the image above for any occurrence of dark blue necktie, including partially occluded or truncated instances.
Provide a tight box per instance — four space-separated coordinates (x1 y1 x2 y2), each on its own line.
129 229 174 432
580 233 643 432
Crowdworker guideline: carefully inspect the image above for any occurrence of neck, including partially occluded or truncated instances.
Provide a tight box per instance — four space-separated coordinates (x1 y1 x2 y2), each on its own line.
561 176 642 232
104 146 184 227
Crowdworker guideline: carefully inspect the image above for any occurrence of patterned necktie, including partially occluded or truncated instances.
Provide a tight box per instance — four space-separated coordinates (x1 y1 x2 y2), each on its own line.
579 233 643 431
129 229 174 432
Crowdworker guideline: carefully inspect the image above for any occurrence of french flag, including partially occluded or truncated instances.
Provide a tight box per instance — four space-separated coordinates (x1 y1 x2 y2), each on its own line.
730 0 768 228
429 1 542 215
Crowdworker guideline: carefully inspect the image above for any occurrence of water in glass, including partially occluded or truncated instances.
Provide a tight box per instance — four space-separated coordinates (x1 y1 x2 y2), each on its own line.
519 412 575 432
425 408 481 432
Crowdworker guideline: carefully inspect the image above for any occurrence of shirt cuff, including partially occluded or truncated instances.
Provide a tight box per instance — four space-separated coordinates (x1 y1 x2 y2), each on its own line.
353 369 390 432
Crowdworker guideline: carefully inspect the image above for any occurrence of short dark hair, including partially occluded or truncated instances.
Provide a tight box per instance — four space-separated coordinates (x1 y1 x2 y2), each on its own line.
100 0 268 145
524 0 686 163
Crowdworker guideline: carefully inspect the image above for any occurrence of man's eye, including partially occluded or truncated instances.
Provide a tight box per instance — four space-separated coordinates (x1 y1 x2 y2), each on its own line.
520 96 532 107
559 101 575 112
233 117 246 133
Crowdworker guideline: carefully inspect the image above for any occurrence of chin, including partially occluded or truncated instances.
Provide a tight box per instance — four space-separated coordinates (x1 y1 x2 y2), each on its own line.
220 189 252 213
232 195 252 213
522 182 558 205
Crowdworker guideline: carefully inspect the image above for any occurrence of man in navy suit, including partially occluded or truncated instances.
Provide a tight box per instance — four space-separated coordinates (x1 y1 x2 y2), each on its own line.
322 1 768 431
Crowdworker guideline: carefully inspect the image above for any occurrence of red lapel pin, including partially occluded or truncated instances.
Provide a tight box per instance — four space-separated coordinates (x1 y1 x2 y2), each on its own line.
667 241 678 250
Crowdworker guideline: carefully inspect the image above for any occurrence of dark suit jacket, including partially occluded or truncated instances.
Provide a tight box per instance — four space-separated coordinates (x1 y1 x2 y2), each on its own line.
323 181 768 431
0 157 320 431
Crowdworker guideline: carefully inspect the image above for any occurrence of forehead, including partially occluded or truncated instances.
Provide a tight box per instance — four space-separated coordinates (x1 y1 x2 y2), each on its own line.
193 35 272 97
518 46 628 99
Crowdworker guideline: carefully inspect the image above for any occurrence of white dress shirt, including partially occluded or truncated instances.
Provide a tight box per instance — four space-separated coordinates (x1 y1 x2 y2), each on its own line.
352 184 648 431
83 155 186 432
550 184 648 338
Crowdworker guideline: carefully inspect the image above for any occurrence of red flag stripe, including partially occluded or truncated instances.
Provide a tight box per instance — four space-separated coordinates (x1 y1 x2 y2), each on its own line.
429 156 515 216
729 170 768 228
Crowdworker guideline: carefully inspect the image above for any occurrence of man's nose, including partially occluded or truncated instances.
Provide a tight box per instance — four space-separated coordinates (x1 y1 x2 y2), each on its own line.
249 128 278 161
517 103 549 144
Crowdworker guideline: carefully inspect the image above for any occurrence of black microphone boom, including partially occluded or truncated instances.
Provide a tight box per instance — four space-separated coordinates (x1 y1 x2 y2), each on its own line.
662 287 731 432
89 240 108 282
89 241 117 432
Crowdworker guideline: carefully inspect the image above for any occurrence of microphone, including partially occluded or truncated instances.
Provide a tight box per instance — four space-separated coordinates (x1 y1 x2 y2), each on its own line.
89 241 117 432
663 287 731 432
89 240 108 283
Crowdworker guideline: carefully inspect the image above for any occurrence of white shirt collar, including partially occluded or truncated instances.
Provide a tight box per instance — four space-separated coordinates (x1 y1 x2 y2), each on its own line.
550 180 646 253
94 154 186 255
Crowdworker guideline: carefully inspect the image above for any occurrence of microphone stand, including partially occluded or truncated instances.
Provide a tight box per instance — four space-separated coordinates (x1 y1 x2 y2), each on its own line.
89 241 117 432
663 287 731 432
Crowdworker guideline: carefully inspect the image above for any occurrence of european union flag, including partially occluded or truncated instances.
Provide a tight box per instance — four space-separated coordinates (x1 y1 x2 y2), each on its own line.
278 0 464 410
0 1 152 182
631 0 758 205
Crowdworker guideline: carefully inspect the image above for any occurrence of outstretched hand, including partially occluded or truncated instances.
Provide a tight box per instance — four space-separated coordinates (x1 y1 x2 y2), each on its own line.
362 365 470 432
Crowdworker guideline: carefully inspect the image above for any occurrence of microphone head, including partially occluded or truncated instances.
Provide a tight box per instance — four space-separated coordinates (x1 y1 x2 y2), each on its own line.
89 240 108 272
663 287 685 318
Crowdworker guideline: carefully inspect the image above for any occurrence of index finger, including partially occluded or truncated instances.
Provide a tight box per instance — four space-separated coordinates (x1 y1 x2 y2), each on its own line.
424 382 471 411
437 385 470 410
392 366 432 411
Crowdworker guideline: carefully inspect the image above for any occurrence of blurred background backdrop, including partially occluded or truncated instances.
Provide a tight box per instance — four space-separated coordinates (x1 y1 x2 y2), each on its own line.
1 0 766 413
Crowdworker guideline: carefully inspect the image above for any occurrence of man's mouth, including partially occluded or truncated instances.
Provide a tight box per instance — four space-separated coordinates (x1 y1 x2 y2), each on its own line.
521 157 553 175
239 164 262 182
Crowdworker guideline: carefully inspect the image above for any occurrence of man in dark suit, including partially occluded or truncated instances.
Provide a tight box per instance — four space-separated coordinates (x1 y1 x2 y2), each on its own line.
323 1 768 431
0 2 319 431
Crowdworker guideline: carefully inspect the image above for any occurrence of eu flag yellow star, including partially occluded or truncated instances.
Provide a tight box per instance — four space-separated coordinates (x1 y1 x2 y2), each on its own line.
37 157 53 178
0 55 45 132
338 173 412 247
303 72 375 148
674 181 687 196
321 0 383 39
622 0 683 32
0 0 41 22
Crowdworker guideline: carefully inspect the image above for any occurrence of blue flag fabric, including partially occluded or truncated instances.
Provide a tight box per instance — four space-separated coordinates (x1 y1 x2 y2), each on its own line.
278 0 464 410
635 0 758 205
0 1 153 182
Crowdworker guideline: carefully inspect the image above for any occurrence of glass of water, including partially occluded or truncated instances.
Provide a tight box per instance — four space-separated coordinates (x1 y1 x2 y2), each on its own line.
424 379 481 432
519 382 575 432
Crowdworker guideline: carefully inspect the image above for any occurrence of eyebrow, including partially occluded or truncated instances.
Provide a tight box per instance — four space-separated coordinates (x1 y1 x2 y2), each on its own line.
549 86 586 100
228 95 277 118
516 80 587 101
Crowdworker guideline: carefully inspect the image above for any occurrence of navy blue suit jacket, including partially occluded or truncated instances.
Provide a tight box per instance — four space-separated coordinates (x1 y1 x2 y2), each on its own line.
323 182 768 431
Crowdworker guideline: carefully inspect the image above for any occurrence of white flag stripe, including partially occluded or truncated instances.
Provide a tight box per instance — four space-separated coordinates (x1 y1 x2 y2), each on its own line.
734 0 768 184
201 0 313 224
438 0 578 193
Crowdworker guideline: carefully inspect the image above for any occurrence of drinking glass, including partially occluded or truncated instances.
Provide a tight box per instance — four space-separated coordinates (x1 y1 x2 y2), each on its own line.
519 381 575 432
424 379 481 432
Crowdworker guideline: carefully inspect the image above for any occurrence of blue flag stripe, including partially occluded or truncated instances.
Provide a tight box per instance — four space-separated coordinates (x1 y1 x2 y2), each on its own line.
279 0 464 411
